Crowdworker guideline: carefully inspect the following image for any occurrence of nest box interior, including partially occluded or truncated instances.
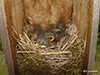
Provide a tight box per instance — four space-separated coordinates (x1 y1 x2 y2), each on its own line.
1 0 97 75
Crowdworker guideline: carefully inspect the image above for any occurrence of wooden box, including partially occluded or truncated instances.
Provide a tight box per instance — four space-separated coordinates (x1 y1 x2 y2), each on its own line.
0 0 99 75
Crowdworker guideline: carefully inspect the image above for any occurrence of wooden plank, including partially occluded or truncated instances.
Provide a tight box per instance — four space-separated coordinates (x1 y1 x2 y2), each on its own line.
83 0 99 75
0 0 24 75
0 0 15 75
87 0 99 75
4 0 24 74
4 0 24 34
83 0 94 75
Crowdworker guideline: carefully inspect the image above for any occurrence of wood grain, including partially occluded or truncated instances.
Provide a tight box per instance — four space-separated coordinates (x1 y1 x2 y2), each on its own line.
83 0 94 75
0 0 24 75
0 0 15 75
87 0 99 75
73 0 89 38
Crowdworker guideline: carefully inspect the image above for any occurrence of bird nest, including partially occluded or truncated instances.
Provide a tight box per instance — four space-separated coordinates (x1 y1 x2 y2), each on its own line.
12 22 85 75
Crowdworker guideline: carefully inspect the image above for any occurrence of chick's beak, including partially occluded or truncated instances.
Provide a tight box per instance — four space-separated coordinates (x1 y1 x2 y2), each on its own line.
47 36 55 42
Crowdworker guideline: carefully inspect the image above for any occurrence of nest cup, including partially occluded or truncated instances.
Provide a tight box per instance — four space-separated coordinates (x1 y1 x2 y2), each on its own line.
14 21 85 75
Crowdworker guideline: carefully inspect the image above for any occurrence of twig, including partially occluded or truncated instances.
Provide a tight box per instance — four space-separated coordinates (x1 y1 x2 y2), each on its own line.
55 60 70 67
38 48 41 59
18 42 26 50
11 31 18 40
17 51 36 54
17 50 72 55
47 46 58 49
59 36 67 50
61 32 78 51
11 26 18 36
23 32 33 44
63 34 78 51
23 32 38 48
41 51 72 55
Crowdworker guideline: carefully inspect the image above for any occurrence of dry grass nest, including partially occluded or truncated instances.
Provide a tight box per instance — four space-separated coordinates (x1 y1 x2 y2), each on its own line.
11 23 85 75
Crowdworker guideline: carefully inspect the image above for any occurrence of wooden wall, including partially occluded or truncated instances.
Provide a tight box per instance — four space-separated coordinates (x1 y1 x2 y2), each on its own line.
73 0 93 73
87 0 99 75
73 0 99 75
0 0 24 75
83 0 94 74
73 0 89 38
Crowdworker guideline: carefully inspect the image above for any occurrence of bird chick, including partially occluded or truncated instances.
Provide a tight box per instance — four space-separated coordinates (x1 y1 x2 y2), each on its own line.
37 31 55 46
33 26 43 35
32 26 43 40
48 23 56 29
45 32 55 42
56 22 68 32
54 32 69 43
37 36 49 46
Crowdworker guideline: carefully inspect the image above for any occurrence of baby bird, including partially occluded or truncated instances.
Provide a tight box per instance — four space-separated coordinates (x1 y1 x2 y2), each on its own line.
37 31 55 46
33 26 43 35
56 22 68 33
32 26 43 40
37 36 49 46
35 22 69 46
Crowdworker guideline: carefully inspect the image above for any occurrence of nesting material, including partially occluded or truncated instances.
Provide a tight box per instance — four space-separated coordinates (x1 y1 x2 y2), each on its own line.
12 22 85 75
